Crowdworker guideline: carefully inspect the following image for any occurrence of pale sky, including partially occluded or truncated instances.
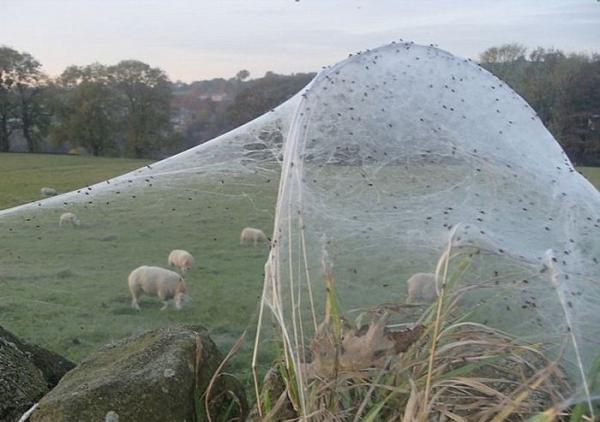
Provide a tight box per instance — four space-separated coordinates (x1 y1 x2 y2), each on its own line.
1 0 599 82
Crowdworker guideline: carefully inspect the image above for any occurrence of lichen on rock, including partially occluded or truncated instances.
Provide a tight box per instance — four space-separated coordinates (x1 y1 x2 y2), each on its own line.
31 325 247 422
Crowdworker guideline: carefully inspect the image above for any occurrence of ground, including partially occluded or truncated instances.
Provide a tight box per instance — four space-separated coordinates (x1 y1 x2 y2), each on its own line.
578 166 600 189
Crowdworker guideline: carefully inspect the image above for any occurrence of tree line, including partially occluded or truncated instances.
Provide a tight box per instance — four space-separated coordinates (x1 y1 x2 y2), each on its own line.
0 45 313 159
1 44 598 163
480 44 600 165
172 70 314 151
1 47 176 157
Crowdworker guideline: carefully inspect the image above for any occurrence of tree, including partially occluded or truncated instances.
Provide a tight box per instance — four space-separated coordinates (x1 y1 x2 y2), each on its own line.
480 43 527 64
236 69 250 81
481 44 600 164
110 60 174 158
224 72 315 129
51 64 120 156
50 60 178 158
0 46 49 152
552 59 600 164
16 77 50 153
0 47 20 152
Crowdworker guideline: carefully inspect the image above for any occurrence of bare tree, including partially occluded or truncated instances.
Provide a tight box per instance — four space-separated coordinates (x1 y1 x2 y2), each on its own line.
480 43 527 64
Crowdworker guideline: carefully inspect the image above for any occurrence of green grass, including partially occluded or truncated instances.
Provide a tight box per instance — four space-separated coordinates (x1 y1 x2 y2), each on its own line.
0 153 152 210
578 167 600 189
1 190 277 375
0 153 280 385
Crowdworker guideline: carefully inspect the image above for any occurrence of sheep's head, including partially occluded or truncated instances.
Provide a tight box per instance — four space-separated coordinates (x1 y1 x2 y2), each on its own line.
174 280 190 310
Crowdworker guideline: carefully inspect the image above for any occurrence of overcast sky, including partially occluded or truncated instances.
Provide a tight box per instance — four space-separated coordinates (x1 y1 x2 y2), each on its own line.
1 0 599 82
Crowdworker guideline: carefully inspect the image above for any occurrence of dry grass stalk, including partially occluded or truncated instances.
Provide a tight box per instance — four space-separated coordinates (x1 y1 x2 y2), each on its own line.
252 233 596 421
203 331 246 422
259 258 573 421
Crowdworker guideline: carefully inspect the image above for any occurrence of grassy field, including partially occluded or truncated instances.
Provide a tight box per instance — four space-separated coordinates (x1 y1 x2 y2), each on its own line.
0 156 279 384
579 166 600 189
0 153 152 210
0 153 599 386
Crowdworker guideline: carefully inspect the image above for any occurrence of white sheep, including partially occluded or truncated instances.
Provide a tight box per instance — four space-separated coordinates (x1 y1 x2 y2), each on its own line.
40 187 57 197
168 249 195 274
128 265 190 311
240 227 267 246
59 212 81 227
406 272 438 304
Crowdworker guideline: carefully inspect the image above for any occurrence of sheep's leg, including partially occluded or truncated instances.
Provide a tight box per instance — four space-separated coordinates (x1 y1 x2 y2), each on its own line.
157 288 171 311
406 283 417 305
131 297 141 311
129 283 142 310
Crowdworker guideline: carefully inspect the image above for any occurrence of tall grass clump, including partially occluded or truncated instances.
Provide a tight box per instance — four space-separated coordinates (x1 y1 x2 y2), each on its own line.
194 332 248 422
255 244 583 421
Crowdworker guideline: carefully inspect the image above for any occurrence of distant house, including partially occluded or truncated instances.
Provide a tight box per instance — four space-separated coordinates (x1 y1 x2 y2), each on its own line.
197 93 227 102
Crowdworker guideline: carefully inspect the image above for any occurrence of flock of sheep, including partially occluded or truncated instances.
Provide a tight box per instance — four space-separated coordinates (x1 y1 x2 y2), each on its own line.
130 241 434 310
48 186 437 310
128 228 269 311
55 200 269 311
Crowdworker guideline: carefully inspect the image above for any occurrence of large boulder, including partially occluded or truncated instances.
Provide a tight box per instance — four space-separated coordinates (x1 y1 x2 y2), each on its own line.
0 325 75 422
31 325 247 422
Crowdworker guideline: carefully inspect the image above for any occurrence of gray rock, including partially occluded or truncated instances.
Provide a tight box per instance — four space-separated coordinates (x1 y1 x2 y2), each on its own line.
0 325 74 422
31 325 247 422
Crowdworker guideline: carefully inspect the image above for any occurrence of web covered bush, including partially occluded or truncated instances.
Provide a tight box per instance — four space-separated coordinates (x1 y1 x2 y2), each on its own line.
260 43 600 415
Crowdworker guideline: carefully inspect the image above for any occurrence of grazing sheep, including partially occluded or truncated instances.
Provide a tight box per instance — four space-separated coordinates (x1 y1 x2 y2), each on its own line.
40 187 57 197
128 265 190 311
240 227 267 246
406 272 438 304
59 212 80 227
168 249 195 274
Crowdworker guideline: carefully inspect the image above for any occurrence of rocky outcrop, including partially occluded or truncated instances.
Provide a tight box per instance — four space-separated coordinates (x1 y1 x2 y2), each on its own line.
31 325 247 422
0 325 74 422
